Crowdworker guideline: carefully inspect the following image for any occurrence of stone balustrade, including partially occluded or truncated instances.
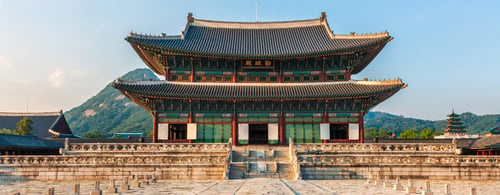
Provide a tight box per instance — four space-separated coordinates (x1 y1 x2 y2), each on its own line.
64 143 230 154
0 154 227 165
295 143 455 154
298 154 500 166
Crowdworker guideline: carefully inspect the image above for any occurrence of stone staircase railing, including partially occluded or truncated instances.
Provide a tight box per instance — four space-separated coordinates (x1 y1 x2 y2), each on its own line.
223 138 232 180
289 138 301 180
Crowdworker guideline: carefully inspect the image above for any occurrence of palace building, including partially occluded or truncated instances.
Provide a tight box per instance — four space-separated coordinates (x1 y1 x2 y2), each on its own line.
114 13 406 145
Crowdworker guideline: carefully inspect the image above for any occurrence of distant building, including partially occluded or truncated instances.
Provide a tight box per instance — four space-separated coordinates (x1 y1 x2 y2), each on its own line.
114 13 406 145
435 111 478 139
481 127 500 137
0 111 75 138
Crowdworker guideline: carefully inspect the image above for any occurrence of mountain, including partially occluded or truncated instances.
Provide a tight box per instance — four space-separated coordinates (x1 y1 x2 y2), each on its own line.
364 111 500 134
64 68 158 137
65 68 500 137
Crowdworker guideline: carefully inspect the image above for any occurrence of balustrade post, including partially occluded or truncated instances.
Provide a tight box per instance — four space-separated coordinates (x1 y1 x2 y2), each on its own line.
444 184 452 195
406 178 416 194
73 183 80 195
394 176 403 191
422 180 433 195
47 187 55 195
107 179 117 193
470 187 476 195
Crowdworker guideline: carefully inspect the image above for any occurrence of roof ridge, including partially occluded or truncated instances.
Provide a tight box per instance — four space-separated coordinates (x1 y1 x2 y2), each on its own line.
191 17 322 29
334 31 390 39
0 111 61 116
115 78 405 87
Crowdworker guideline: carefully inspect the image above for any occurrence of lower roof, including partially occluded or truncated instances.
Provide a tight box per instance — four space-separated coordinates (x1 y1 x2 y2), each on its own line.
113 79 406 100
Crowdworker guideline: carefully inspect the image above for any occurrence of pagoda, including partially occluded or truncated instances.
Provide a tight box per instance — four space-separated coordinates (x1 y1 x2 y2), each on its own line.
444 111 467 136
113 12 406 145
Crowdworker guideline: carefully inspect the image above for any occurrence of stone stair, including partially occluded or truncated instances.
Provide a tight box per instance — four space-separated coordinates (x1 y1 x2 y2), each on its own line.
229 145 295 179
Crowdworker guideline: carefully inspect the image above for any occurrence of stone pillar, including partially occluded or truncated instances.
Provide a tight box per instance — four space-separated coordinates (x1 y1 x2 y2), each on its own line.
394 177 403 191
383 175 390 187
48 187 55 195
73 183 80 195
421 180 433 195
406 178 416 194
470 187 476 195
107 179 117 193
120 177 130 192
131 175 141 188
374 174 381 185
444 184 452 195
142 175 149 185
90 181 102 195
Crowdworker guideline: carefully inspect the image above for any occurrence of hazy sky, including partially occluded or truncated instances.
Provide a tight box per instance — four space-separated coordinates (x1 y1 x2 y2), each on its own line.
0 0 499 120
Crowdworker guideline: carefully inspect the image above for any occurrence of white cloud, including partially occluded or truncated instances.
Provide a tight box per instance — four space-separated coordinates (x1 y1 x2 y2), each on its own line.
0 55 13 68
48 69 64 88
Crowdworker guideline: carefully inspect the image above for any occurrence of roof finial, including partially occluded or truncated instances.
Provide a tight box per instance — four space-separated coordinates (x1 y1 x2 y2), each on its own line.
187 13 194 22
320 12 326 22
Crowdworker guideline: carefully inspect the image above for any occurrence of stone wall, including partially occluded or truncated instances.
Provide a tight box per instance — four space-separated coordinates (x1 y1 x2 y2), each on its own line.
0 142 230 181
296 143 500 180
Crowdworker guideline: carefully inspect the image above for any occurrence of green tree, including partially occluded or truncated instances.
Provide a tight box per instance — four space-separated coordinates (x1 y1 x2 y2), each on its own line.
82 131 105 138
398 129 418 139
14 117 33 135
420 128 435 139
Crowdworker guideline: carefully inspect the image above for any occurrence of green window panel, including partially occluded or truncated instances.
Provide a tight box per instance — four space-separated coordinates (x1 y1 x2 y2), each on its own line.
295 117 304 122
239 118 248 122
222 118 232 122
295 123 304 143
268 118 279 122
259 76 267 82
312 75 321 81
313 117 323 122
326 75 335 81
313 124 322 143
293 76 301 82
270 76 278 82
196 125 205 143
224 76 232 82
283 76 291 82
214 124 224 143
181 75 190 81
238 76 246 82
303 117 313 122
337 74 346 80
215 76 223 82
349 117 359 122
285 118 294 122
285 124 295 144
205 75 213 82
339 118 349 122
195 75 203 81
204 124 214 143
223 124 232 142
170 74 179 81
248 76 257 82
304 123 314 143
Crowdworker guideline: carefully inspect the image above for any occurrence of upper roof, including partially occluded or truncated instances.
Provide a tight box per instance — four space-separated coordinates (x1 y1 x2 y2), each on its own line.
126 13 392 59
0 111 74 138
113 79 406 100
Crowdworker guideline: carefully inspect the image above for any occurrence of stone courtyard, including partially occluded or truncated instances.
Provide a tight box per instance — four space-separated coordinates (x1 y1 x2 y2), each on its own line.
1 178 499 195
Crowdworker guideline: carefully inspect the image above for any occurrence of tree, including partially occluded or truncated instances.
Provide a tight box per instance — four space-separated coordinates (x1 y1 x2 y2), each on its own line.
398 129 418 139
82 131 105 138
14 117 33 135
420 128 435 139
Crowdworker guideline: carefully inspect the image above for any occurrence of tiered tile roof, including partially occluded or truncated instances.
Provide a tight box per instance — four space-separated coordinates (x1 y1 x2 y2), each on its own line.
113 79 406 100
126 13 391 59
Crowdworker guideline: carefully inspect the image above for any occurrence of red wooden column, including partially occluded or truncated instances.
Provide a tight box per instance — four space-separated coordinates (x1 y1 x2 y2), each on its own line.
279 99 285 145
323 99 328 143
190 57 194 82
233 59 237 82
321 57 326 82
152 111 159 143
359 112 364 143
232 100 238 146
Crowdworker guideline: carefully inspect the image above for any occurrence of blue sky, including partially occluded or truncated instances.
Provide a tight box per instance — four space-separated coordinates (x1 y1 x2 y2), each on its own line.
0 0 499 120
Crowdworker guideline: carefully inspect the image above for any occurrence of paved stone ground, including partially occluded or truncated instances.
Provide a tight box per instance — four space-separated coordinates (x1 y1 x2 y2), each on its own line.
1 178 499 194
